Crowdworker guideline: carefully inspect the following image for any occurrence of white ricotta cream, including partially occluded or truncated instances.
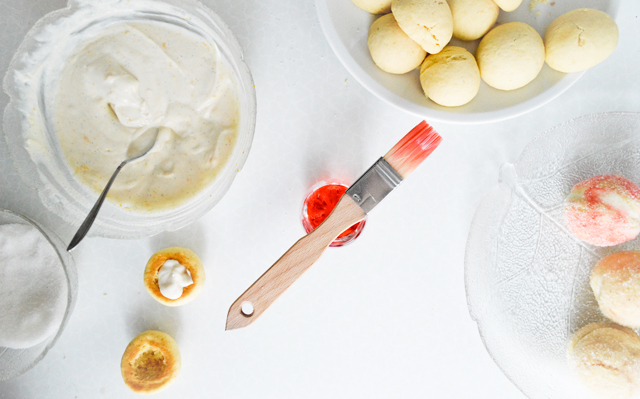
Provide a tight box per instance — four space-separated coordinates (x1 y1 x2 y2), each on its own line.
53 20 240 210
157 259 193 300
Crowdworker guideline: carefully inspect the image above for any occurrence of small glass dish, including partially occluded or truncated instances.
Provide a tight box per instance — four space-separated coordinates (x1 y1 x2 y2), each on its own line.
301 180 366 247
465 112 640 398
0 208 78 380
2 0 256 239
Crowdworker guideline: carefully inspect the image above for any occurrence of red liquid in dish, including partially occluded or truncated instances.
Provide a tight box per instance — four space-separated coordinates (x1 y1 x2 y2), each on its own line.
302 182 366 247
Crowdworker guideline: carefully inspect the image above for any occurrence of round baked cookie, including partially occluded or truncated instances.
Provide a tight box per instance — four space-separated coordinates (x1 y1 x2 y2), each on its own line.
419 46 480 107
476 22 545 91
351 0 392 14
591 251 640 328
391 0 453 54
448 0 499 41
564 175 640 247
368 14 426 74
545 8 619 73
144 247 205 306
121 330 181 394
568 323 640 398
492 0 522 12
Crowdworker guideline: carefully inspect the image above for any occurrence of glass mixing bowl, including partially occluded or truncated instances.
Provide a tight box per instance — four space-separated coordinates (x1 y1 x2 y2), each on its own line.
0 209 78 380
3 0 256 239
465 112 640 399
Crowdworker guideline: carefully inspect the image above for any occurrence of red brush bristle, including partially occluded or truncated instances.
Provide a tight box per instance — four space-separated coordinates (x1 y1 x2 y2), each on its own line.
384 121 442 178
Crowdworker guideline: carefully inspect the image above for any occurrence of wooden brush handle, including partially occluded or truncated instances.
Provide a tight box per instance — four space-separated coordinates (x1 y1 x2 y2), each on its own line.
226 194 366 330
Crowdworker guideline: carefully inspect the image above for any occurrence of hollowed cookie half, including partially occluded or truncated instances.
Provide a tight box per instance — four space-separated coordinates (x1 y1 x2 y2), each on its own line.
121 330 181 394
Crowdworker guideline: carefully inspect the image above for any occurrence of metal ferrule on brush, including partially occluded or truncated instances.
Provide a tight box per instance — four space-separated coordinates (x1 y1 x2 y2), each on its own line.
346 157 403 214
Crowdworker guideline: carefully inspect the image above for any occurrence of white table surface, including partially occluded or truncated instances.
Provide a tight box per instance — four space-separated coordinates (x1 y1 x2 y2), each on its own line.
0 1 639 398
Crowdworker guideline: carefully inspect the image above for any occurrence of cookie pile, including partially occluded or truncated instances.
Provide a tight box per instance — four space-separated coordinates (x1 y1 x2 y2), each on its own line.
354 0 619 107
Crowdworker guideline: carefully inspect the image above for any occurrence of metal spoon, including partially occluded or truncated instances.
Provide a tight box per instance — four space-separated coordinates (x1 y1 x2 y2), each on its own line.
67 127 159 251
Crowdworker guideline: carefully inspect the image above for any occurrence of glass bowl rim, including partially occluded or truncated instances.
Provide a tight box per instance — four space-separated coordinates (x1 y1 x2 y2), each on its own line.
2 0 257 239
0 208 78 381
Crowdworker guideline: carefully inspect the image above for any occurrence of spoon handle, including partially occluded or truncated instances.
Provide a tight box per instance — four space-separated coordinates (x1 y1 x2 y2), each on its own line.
67 160 128 251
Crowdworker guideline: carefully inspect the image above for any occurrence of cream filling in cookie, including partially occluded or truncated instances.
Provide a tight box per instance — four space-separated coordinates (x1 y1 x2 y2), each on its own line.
157 260 193 300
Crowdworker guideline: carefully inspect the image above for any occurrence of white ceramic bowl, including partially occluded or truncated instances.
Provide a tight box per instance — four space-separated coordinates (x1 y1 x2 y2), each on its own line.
3 0 256 239
316 0 620 124
0 209 78 380
465 112 640 398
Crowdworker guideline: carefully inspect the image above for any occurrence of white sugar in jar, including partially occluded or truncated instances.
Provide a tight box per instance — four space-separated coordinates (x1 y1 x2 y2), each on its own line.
0 223 67 349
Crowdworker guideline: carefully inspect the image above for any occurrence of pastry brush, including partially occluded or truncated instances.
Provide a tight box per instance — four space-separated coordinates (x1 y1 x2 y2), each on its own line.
226 121 442 330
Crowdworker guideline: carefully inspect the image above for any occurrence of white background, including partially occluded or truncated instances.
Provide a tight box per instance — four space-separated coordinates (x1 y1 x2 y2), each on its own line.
0 0 639 398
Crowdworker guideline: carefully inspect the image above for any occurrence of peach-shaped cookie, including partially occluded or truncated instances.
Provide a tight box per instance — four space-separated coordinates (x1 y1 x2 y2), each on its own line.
564 175 640 246
351 0 392 14
368 13 426 74
121 330 181 394
144 247 205 306
391 0 453 54
591 251 640 328
568 323 640 398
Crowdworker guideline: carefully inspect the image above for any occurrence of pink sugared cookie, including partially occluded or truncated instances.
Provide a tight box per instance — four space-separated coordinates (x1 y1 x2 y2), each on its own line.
564 175 640 247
